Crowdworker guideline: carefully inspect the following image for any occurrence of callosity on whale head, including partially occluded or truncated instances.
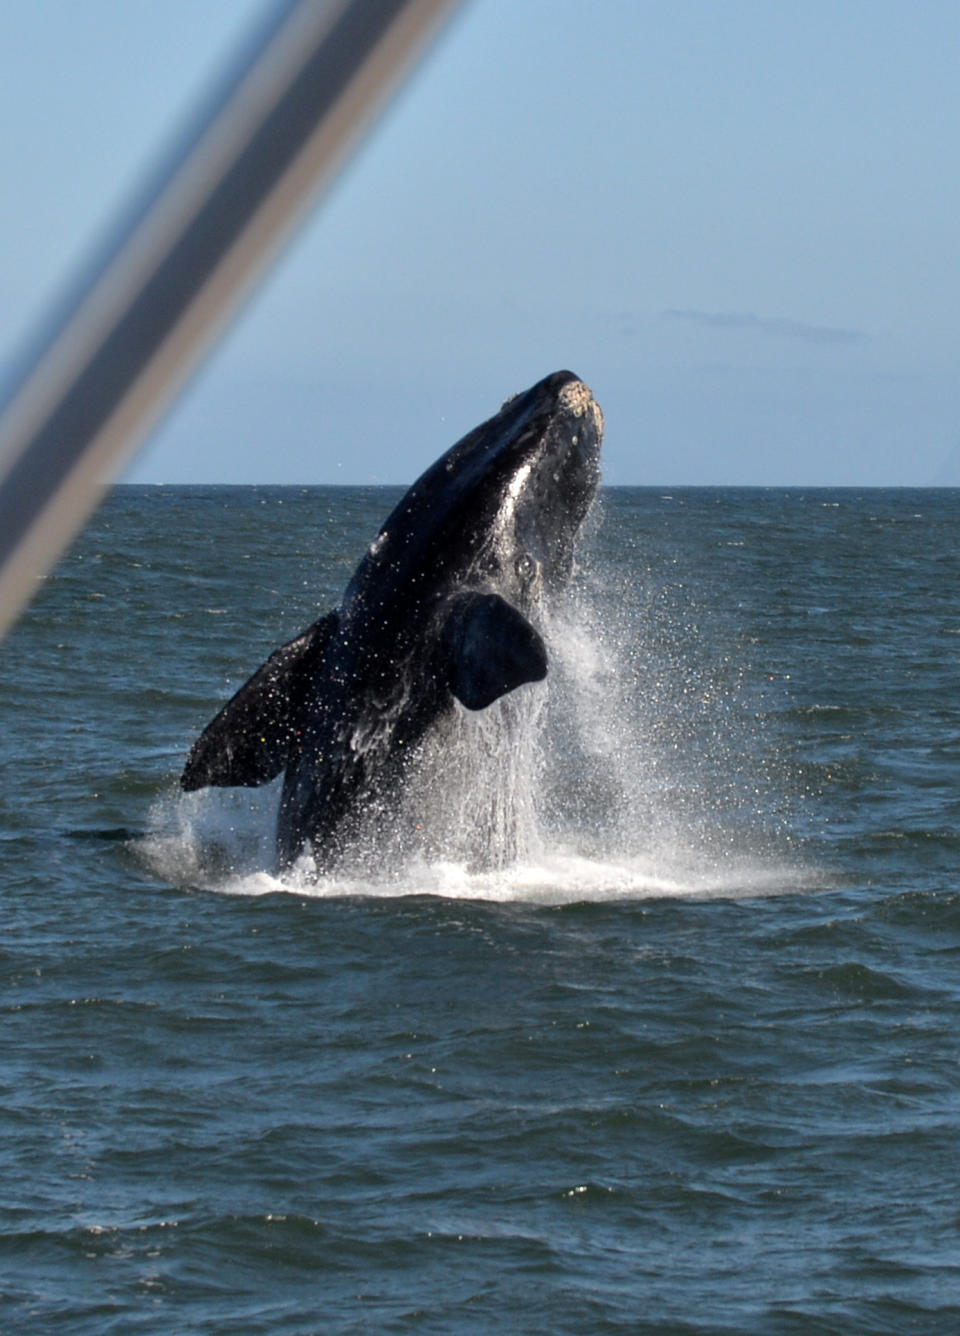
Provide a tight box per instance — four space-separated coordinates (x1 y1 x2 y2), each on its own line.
180 370 603 872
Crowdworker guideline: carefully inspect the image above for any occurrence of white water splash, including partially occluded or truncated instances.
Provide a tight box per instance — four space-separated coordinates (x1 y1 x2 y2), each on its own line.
139 568 809 903
141 782 280 888
183 852 814 904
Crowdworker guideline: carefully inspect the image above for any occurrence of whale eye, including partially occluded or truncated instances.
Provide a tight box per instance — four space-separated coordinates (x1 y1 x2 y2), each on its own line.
515 553 536 583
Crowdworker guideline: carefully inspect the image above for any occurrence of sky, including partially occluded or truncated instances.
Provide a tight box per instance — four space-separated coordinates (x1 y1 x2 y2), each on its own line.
1 0 959 486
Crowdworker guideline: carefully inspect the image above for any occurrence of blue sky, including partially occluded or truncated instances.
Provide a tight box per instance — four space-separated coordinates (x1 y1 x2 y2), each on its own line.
1 0 959 486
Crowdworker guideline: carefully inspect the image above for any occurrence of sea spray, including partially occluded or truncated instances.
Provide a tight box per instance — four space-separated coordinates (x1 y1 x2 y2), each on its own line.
142 781 280 888
391 685 547 871
549 520 802 880
141 558 804 899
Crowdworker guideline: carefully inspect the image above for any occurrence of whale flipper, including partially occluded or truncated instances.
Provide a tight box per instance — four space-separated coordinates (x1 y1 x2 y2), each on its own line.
181 612 337 790
440 592 548 711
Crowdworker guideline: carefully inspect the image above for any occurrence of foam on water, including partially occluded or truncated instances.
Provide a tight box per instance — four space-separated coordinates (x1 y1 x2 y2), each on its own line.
200 853 813 903
139 779 812 900
140 522 810 903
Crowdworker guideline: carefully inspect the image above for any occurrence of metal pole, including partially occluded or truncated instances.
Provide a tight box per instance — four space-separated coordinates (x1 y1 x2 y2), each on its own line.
0 0 460 640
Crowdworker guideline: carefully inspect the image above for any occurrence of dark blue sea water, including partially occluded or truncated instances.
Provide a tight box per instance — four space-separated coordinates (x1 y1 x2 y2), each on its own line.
2 485 959 1334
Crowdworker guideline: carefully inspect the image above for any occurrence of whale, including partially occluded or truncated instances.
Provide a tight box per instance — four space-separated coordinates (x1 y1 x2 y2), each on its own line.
181 369 603 871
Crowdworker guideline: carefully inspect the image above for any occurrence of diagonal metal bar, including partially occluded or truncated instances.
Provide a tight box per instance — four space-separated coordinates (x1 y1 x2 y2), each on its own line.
0 0 460 640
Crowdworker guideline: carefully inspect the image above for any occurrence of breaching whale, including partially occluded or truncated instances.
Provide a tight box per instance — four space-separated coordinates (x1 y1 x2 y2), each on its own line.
181 370 603 871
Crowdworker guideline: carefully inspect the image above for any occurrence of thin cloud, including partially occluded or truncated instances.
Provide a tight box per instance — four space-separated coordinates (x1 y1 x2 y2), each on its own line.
664 309 867 346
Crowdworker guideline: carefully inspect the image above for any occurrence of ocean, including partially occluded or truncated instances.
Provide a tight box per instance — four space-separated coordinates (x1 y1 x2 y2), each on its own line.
2 484 959 1334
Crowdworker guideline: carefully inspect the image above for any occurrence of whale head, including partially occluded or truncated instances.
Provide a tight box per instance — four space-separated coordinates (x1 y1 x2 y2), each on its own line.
346 370 603 619
483 371 604 602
